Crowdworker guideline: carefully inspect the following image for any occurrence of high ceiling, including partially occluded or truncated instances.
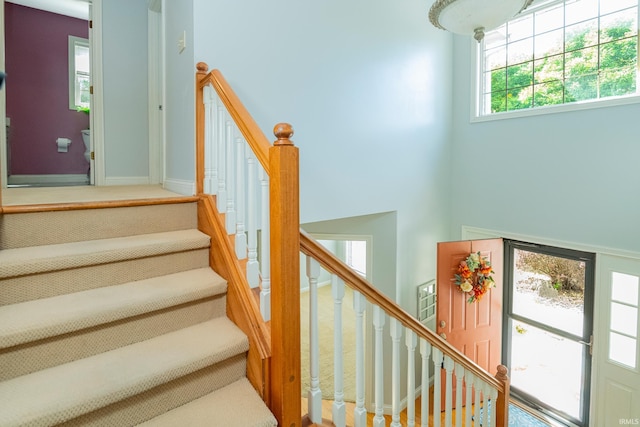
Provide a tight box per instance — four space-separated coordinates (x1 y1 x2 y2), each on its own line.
7 0 89 20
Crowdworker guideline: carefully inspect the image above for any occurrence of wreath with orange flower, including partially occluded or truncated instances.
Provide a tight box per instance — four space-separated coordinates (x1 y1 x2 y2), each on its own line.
454 252 495 303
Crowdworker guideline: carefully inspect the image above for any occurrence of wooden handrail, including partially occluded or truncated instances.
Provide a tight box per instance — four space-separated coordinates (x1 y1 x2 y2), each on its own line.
196 63 272 175
299 229 505 392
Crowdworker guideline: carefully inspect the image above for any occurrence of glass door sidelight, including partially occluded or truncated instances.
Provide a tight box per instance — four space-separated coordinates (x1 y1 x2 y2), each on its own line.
503 240 595 427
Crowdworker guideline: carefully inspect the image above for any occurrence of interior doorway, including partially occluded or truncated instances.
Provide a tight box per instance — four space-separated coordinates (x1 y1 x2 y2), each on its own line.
503 240 595 427
2 0 92 187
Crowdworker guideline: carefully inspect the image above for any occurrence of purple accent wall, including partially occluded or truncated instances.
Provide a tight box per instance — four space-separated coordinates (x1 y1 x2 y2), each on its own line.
5 3 89 175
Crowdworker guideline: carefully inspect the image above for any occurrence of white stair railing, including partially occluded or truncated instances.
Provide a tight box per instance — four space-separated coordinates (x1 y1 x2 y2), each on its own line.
300 235 510 427
202 83 272 321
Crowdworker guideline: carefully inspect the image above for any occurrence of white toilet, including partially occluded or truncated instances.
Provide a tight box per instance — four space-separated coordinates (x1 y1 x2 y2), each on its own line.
81 129 91 163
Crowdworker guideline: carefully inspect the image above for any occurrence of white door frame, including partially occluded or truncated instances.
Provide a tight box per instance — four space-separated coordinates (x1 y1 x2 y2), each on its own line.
90 0 105 186
147 1 163 185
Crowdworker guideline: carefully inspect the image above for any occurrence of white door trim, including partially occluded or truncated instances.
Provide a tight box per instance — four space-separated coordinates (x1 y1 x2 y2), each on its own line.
147 4 163 184
90 0 105 186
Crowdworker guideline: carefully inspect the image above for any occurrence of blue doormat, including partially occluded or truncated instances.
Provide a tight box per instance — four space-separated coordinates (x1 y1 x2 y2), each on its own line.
475 401 550 426
508 403 549 426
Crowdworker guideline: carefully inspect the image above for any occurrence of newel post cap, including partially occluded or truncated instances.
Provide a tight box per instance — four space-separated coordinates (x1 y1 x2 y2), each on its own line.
273 123 294 146
196 62 209 75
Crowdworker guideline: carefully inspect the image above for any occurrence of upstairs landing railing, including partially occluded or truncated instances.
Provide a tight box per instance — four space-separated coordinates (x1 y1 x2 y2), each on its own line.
195 63 510 427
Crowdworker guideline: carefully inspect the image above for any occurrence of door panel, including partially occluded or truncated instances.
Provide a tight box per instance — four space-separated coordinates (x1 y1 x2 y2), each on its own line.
436 238 503 409
437 239 503 375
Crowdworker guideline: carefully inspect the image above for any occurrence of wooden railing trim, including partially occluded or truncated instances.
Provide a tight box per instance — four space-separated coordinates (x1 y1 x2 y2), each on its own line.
299 229 504 391
196 63 272 175
0 196 200 214
197 195 272 404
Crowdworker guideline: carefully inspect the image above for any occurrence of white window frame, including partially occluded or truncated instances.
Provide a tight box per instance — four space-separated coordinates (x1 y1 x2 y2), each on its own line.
472 0 640 122
68 35 90 110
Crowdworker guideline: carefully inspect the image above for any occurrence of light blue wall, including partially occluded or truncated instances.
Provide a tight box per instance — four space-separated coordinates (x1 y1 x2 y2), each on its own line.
191 0 453 312
451 36 640 254
163 0 196 186
102 0 149 179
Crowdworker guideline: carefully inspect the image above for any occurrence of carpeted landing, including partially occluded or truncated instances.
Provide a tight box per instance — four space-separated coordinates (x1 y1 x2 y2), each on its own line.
0 201 276 426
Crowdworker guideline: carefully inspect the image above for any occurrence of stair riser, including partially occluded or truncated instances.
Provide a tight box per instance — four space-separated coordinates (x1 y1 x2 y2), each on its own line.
0 249 210 306
0 203 198 249
0 295 227 382
57 354 247 427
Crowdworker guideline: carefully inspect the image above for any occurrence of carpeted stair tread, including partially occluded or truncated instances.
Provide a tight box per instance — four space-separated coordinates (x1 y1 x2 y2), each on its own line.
0 229 211 279
137 377 277 427
0 317 249 427
0 268 227 349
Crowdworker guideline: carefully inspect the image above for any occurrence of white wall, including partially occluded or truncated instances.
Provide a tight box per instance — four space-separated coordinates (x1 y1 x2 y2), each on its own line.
450 36 640 254
102 0 149 180
191 0 453 314
163 0 195 190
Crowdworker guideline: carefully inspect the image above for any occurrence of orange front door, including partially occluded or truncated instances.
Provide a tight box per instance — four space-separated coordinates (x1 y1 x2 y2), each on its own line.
436 239 503 408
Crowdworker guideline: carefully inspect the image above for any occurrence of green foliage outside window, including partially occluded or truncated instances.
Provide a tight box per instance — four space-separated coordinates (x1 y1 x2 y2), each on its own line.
487 16 637 114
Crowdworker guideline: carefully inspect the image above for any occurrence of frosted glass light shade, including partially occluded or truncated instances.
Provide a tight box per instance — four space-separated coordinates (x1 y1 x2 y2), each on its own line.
429 0 532 41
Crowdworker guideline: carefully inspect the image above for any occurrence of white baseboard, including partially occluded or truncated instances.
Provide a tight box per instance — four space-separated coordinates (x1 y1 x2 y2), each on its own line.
163 178 195 196
104 176 151 186
8 174 89 186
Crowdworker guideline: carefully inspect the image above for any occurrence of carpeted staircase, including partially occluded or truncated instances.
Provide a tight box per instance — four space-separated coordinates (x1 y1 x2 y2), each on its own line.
0 201 277 426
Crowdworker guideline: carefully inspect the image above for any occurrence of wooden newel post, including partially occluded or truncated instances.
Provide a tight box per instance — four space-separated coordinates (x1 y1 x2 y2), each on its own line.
195 62 209 196
495 364 510 427
269 123 301 427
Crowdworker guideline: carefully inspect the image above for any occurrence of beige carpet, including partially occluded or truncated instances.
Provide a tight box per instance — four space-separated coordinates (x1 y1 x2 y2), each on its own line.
300 284 357 402
2 185 184 206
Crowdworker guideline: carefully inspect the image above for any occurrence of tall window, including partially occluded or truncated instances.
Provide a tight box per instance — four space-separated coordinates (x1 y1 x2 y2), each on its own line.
69 36 90 110
477 0 639 117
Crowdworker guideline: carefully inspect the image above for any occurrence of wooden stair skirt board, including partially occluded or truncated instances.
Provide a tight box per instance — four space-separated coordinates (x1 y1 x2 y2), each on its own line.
0 201 277 427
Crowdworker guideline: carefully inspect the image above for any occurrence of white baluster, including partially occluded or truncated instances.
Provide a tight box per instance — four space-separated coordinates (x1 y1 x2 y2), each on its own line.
234 136 247 259
420 339 431 427
332 276 346 427
482 382 490 427
216 104 226 212
225 120 236 233
443 356 454 427
372 305 386 427
432 347 443 427
473 377 481 427
406 330 417 427
454 363 464 427
489 386 498 427
464 370 474 427
259 167 270 320
203 85 215 195
306 256 322 424
245 151 259 287
390 318 402 427
353 291 367 427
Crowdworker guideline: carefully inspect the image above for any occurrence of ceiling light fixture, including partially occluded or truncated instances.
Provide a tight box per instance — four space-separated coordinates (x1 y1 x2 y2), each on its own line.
429 0 533 42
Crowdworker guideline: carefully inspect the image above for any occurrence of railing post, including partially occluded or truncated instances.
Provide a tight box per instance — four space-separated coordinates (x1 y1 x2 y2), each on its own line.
269 123 301 427
195 62 209 195
495 364 510 427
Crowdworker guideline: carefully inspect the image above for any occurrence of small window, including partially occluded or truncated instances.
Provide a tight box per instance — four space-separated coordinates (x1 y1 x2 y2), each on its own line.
417 280 436 324
608 272 639 369
476 0 639 118
69 36 90 110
